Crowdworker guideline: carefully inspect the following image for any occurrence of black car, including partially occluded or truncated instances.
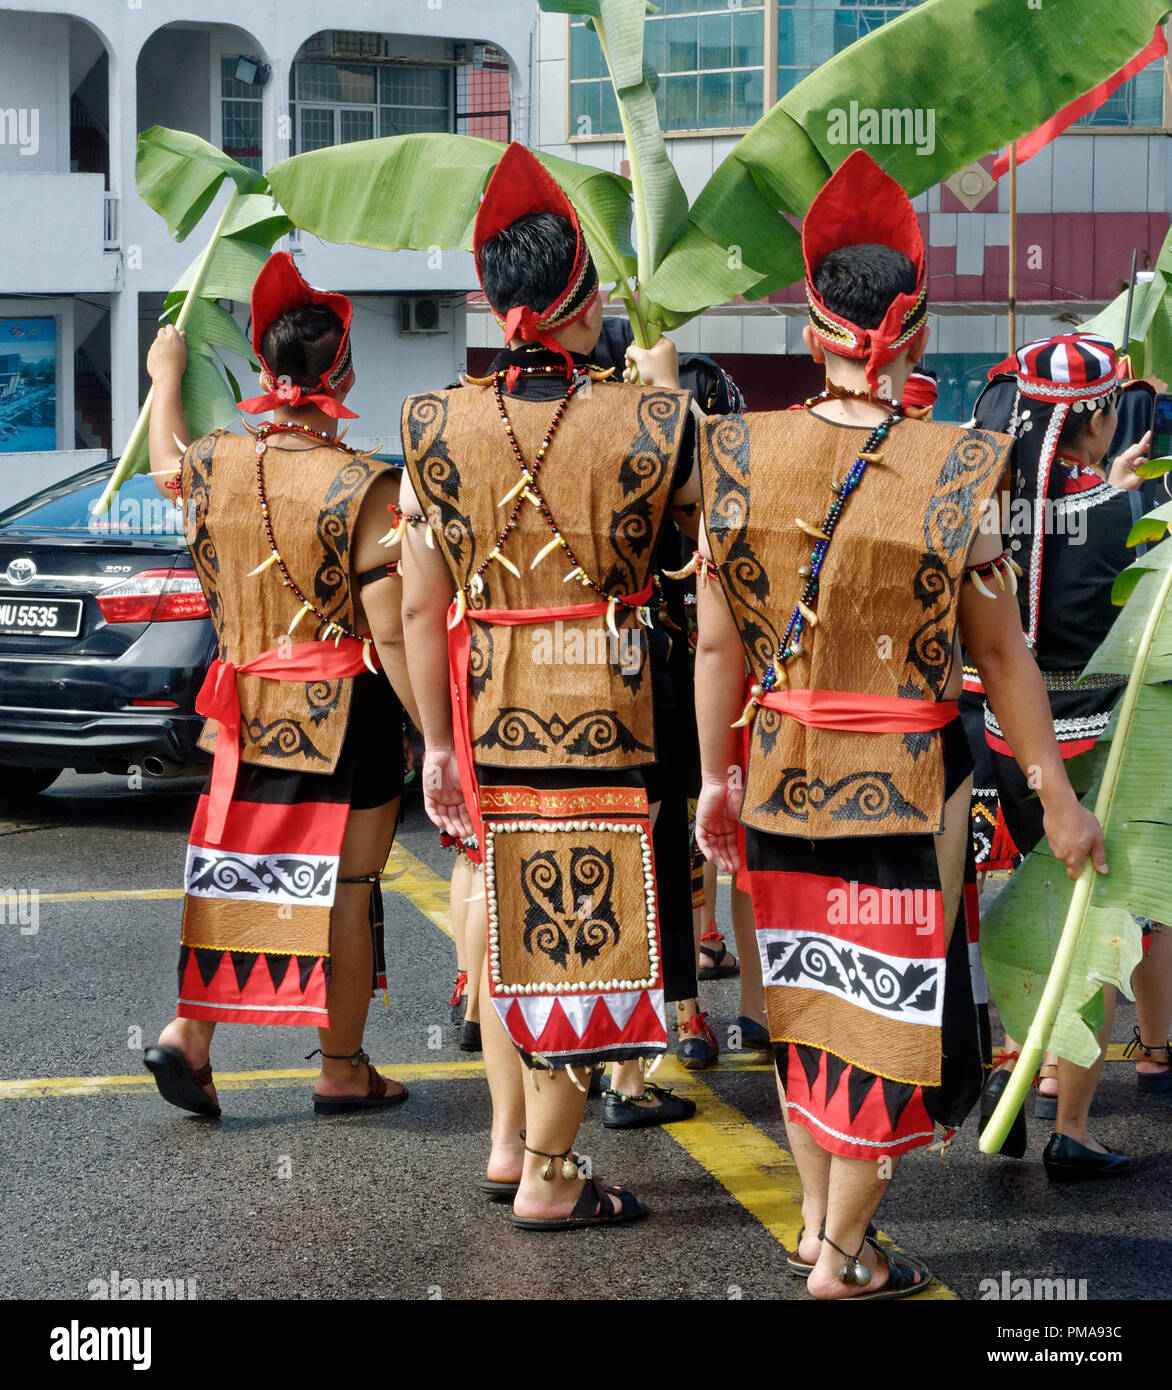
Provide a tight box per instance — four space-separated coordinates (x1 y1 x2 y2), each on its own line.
0 463 215 796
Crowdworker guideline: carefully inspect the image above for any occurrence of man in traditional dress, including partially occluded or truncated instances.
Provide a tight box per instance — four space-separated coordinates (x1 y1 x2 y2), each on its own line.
972 336 1166 1176
400 143 698 1228
692 151 1106 1299
141 252 418 1117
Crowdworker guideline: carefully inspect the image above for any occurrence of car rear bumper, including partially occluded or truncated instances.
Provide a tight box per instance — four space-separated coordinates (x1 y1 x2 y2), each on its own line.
0 705 208 773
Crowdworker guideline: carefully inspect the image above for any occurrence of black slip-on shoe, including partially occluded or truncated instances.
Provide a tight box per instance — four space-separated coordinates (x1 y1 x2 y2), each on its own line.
1042 1132 1130 1182
602 1083 696 1129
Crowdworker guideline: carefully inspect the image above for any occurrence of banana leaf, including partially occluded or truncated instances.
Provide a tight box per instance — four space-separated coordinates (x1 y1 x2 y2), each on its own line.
97 130 291 512
979 515 1172 1151
650 0 1172 320
266 134 637 302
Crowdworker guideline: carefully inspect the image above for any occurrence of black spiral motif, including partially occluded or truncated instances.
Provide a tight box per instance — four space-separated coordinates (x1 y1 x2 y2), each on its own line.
476 709 548 754
405 393 445 452
637 390 683 453
770 936 939 1015
406 395 474 579
755 707 782 756
570 846 620 964
911 553 951 612
475 708 652 759
520 851 571 970
305 680 342 726
187 852 333 901
186 433 221 627
246 716 329 763
906 621 951 694
925 432 1001 558
707 414 750 480
754 769 926 825
468 625 494 698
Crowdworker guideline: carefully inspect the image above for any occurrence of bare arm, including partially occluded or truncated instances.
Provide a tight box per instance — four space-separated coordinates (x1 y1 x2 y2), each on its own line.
960 527 1107 880
352 472 421 730
145 326 190 500
400 471 472 839
693 520 747 873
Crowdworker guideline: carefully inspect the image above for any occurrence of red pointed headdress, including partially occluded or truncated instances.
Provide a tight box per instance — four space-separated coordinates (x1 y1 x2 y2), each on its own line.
803 150 928 392
474 142 599 383
237 251 358 419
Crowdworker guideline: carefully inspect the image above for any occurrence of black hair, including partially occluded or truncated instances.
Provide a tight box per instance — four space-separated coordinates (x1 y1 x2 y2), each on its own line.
477 211 579 316
1057 393 1116 447
260 303 343 388
814 244 917 331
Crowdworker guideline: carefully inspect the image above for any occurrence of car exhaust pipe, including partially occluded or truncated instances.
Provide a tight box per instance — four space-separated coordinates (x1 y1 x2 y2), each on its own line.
142 756 185 779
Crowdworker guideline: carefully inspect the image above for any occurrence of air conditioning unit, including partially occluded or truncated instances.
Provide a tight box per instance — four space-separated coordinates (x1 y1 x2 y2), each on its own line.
401 297 443 334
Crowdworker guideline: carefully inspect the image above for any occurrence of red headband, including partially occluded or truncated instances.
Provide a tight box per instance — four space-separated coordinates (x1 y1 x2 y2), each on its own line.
474 143 599 385
902 370 938 413
803 150 928 393
237 251 358 420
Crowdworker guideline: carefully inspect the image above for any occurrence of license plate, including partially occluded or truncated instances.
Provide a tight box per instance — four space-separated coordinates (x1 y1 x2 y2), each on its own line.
0 595 84 638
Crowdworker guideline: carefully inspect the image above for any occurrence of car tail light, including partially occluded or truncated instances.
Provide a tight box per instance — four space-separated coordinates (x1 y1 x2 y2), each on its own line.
95 568 210 624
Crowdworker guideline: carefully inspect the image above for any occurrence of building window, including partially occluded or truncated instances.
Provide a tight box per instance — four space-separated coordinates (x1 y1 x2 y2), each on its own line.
220 58 264 173
1074 56 1165 128
291 60 453 152
570 2 766 138
777 2 925 99
456 47 511 141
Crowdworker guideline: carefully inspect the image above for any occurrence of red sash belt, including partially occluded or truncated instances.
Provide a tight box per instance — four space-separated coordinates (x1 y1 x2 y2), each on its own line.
196 638 377 846
447 583 654 847
757 688 959 732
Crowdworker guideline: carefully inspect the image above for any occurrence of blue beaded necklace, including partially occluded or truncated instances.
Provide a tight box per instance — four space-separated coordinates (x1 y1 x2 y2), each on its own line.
757 396 904 696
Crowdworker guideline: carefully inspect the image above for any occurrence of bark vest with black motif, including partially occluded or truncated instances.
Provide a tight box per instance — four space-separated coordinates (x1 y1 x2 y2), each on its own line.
182 429 388 774
401 382 688 771
700 410 1011 839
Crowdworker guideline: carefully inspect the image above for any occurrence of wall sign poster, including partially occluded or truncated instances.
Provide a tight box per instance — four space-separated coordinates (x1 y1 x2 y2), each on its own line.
0 318 57 452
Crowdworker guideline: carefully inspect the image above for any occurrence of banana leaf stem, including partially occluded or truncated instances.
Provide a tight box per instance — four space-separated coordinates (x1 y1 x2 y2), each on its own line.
593 23 657 351
979 555 1172 1152
94 187 241 515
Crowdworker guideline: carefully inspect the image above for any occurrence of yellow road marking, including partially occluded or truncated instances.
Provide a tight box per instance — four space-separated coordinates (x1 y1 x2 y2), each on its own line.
36 889 184 903
383 843 453 940
0 1059 485 1101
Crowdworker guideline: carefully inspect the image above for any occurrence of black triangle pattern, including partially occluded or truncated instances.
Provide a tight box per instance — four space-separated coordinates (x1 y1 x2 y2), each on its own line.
298 954 320 992
795 1042 822 1092
824 1052 848 1104
847 1065 878 1122
194 947 223 988
265 952 292 993
881 1077 918 1130
230 951 258 994
176 945 190 994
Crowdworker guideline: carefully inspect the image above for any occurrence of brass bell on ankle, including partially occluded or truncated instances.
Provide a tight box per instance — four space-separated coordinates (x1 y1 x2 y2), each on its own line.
561 1157 579 1180
853 1261 872 1286
541 1159 555 1181
837 1260 853 1284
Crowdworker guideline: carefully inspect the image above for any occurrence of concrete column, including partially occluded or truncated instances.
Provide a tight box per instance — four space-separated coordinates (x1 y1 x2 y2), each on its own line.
106 43 141 455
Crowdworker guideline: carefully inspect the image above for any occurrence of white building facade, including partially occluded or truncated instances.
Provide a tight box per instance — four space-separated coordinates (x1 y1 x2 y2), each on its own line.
0 0 535 504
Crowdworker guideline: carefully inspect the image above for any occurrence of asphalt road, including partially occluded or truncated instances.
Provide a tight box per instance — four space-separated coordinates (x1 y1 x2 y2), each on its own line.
1 771 1169 1307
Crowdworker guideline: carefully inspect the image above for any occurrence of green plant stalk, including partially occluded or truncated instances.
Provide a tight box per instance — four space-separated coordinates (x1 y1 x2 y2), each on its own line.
979 553 1172 1152
593 22 653 349
94 188 241 514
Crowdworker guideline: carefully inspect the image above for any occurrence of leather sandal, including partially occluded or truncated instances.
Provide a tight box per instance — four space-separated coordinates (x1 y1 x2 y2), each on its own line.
1123 1027 1172 1094
1033 1062 1059 1119
511 1176 648 1231
698 926 739 980
787 1222 876 1278
143 1045 221 1119
814 1232 933 1302
310 1048 408 1115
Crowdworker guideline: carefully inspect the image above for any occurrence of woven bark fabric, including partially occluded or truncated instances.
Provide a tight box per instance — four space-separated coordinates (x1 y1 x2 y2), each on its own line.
183 430 389 776
401 383 687 771
700 410 1009 839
